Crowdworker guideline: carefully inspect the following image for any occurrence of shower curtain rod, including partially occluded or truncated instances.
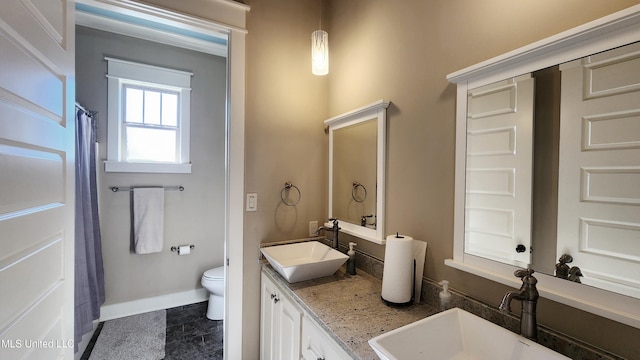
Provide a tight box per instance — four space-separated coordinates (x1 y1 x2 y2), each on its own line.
75 102 97 116
110 186 185 192
75 102 88 112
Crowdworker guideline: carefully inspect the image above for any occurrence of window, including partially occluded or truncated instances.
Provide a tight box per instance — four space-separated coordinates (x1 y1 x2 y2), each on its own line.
105 57 193 173
123 85 179 162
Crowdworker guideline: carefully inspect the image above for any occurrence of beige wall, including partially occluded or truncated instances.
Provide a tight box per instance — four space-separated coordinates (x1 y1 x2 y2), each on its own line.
76 27 227 305
245 0 328 245
325 0 640 358
244 0 328 355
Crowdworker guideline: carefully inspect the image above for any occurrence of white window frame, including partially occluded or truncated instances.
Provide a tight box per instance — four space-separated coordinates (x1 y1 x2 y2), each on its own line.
105 57 193 173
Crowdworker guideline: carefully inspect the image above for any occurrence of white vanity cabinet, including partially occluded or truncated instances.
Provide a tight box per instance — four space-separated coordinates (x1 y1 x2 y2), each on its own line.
261 271 353 360
260 272 302 360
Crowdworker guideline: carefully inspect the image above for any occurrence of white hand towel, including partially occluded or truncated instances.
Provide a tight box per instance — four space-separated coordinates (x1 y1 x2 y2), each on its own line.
133 187 164 254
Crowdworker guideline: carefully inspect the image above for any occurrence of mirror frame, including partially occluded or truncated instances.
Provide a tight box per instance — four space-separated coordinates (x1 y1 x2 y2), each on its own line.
447 5 640 329
325 99 390 244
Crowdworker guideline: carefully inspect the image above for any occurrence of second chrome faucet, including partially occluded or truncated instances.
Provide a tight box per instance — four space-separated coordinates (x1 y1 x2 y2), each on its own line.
498 268 539 341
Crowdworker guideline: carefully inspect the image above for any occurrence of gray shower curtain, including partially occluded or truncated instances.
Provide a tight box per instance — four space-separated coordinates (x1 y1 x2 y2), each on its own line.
74 107 105 351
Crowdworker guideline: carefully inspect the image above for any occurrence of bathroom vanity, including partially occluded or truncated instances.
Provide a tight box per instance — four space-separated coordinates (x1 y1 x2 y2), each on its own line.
259 251 618 359
260 265 435 359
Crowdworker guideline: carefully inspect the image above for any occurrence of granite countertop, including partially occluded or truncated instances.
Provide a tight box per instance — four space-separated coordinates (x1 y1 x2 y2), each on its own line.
262 264 436 359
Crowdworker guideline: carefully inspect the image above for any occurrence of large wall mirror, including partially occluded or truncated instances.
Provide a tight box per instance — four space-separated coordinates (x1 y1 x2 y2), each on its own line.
464 41 640 298
325 100 389 244
448 5 640 329
332 120 377 227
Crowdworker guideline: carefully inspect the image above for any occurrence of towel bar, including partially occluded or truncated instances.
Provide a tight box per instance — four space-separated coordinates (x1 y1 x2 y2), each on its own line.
110 186 184 192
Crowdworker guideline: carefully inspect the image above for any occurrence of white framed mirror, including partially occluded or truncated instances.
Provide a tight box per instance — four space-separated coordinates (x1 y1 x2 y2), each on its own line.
447 5 640 329
325 100 390 244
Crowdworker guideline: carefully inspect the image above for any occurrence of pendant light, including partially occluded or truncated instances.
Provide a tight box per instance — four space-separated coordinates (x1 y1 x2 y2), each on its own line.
311 0 328 76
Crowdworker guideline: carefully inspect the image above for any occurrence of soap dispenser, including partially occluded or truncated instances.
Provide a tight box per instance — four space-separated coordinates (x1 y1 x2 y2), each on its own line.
439 280 452 311
346 242 357 275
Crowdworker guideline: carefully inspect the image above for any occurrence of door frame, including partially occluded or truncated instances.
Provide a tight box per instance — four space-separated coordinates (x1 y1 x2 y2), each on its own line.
74 1 248 358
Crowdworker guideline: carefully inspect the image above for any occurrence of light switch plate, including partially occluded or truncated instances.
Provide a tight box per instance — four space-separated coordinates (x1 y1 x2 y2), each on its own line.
246 193 257 211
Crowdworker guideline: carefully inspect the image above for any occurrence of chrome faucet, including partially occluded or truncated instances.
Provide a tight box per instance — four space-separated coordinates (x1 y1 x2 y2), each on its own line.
315 218 340 250
328 218 339 250
555 254 583 283
498 268 539 341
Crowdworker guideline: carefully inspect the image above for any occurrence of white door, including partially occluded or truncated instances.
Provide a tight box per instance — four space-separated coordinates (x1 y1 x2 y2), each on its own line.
0 1 75 359
465 75 535 266
558 42 640 298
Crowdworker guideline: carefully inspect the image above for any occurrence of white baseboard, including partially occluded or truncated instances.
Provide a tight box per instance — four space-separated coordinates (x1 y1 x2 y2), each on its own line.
99 288 209 321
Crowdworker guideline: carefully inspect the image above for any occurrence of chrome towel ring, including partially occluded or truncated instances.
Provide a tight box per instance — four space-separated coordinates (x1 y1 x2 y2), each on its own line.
281 181 301 206
352 181 367 203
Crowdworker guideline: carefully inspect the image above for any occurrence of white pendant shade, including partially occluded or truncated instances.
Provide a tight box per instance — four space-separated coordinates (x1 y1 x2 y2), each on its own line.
312 29 329 76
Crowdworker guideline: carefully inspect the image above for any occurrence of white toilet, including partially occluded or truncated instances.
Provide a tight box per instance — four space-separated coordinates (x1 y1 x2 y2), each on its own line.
201 266 224 320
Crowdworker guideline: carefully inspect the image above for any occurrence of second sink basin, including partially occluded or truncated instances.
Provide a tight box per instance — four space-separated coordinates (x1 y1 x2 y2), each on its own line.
260 241 348 283
368 308 569 360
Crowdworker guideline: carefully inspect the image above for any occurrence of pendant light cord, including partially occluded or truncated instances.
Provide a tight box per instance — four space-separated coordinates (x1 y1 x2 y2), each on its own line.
319 0 323 30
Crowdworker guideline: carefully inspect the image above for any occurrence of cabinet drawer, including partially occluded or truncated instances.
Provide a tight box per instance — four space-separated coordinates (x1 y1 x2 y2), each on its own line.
301 316 351 360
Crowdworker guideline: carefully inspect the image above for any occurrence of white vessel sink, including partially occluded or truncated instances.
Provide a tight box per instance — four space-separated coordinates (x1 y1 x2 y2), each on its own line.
260 241 349 283
369 308 569 360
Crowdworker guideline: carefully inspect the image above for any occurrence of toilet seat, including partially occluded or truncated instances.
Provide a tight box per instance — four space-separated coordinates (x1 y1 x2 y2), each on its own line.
203 267 224 280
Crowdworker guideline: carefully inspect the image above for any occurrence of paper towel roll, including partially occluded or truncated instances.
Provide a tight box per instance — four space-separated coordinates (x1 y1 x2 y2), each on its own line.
178 245 191 255
381 234 414 304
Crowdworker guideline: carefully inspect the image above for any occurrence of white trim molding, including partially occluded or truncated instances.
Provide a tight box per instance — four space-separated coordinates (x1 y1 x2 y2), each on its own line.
447 4 640 330
447 5 640 88
99 288 208 321
104 57 193 173
75 0 235 57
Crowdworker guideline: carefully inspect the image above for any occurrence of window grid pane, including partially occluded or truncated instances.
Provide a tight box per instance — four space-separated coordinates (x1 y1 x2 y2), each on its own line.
123 85 180 129
125 87 144 123
162 93 178 126
125 125 177 163
144 90 161 125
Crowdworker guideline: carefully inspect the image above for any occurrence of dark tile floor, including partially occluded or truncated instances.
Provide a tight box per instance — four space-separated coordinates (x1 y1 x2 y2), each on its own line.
81 301 223 360
165 301 223 359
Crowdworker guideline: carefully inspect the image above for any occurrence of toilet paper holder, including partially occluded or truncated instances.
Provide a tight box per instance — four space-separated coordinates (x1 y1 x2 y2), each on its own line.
171 244 195 254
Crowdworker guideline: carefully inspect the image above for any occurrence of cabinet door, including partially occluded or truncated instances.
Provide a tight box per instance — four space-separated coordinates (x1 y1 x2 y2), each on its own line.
301 316 352 360
278 295 302 360
261 273 279 360
260 273 302 360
